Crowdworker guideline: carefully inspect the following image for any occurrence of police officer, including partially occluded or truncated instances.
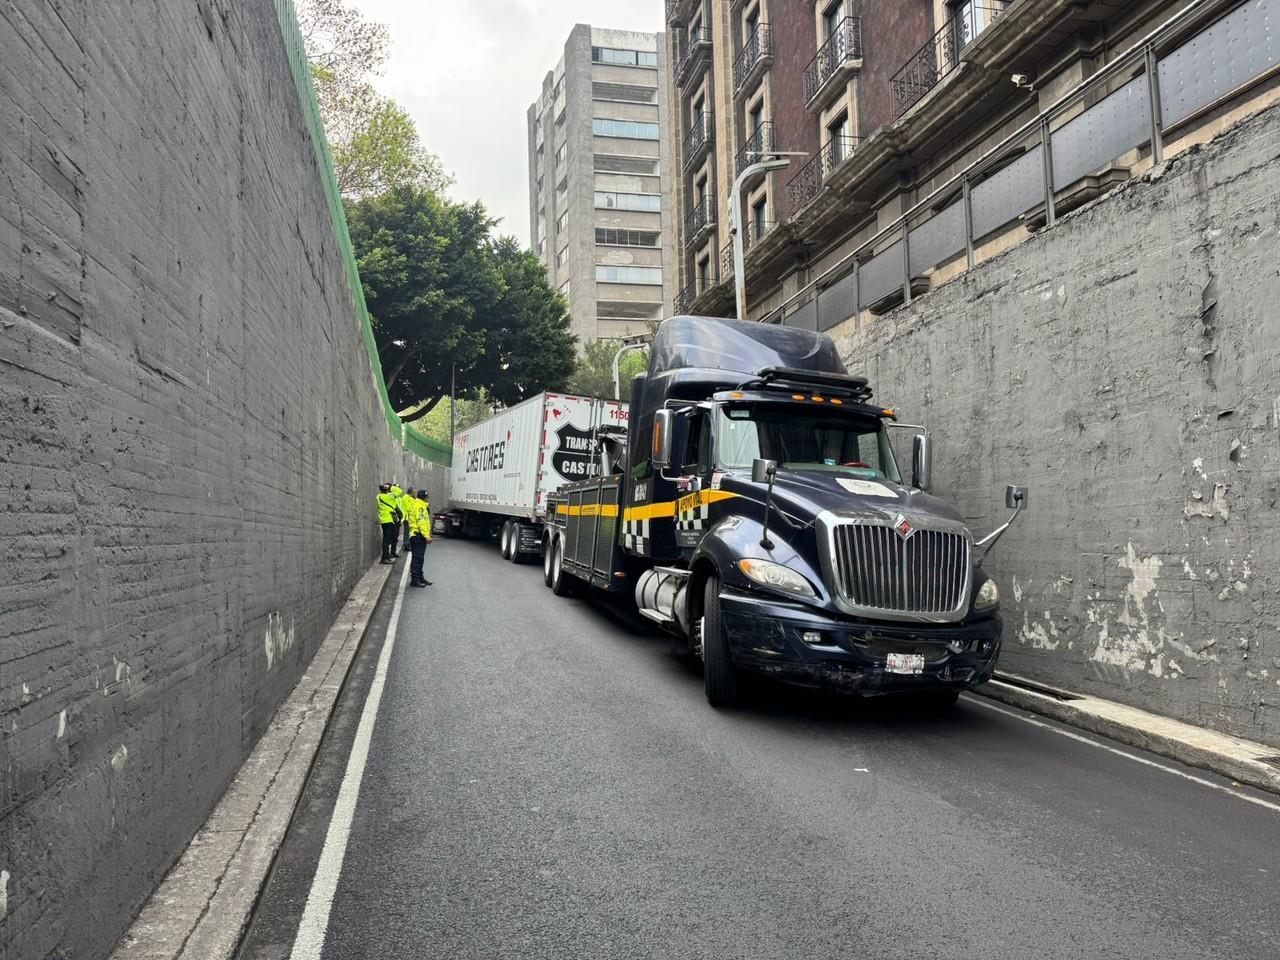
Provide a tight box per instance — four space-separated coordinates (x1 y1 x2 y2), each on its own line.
407 487 433 587
377 482 400 564
388 482 405 558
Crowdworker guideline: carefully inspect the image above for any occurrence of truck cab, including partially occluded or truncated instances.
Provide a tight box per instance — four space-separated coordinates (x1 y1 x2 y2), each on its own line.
545 316 1024 709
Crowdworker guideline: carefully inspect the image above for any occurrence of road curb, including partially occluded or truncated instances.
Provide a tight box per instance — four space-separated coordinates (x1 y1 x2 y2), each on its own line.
974 675 1280 797
108 560 399 960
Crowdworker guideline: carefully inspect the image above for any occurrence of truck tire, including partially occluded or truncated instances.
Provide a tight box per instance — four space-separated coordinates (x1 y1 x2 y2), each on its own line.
550 540 576 597
500 521 513 560
509 525 527 564
543 537 555 587
703 574 742 708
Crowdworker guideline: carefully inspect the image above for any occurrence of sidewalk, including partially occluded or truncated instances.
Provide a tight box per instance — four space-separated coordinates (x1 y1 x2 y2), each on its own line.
977 674 1280 796
108 560 400 960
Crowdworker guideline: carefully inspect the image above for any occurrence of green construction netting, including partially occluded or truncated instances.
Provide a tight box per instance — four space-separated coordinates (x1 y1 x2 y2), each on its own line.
272 0 450 468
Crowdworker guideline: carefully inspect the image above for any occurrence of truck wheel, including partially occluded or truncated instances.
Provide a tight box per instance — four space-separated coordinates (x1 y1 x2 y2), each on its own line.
550 540 575 597
703 575 742 708
543 537 555 587
500 521 513 559
509 525 526 564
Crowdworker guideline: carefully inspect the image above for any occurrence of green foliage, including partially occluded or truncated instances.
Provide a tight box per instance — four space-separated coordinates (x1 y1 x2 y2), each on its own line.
567 338 650 402
348 188 577 421
413 396 496 446
300 0 450 198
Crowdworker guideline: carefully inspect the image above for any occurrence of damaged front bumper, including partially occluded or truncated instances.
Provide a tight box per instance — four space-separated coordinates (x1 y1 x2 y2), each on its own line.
718 587 1001 696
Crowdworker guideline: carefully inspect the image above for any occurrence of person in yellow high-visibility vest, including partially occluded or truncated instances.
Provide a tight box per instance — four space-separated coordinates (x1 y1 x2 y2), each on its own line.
389 483 405 559
406 487 433 587
377 482 401 564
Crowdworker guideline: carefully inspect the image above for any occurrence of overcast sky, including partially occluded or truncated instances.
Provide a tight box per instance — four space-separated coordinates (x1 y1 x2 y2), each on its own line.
349 0 664 247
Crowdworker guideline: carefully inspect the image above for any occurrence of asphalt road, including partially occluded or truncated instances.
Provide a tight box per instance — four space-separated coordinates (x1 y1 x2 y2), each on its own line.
240 539 1280 960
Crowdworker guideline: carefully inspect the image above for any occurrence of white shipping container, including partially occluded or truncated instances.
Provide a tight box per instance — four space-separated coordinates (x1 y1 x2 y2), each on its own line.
450 393 628 520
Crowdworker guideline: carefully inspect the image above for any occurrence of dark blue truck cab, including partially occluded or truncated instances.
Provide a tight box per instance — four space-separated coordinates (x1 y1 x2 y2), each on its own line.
544 316 1024 708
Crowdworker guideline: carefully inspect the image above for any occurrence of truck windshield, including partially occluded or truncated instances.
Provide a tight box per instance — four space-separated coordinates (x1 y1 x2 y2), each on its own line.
716 404 902 483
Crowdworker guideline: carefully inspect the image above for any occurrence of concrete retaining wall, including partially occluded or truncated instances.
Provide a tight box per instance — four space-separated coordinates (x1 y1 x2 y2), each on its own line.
841 100 1280 746
0 3 445 957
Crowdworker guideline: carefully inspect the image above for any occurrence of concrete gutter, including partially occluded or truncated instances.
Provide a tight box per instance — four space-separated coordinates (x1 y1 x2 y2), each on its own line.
976 674 1280 796
108 561 396 960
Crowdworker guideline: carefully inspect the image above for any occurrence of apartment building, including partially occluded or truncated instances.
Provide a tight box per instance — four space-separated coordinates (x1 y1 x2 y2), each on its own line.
666 0 1280 327
527 25 676 344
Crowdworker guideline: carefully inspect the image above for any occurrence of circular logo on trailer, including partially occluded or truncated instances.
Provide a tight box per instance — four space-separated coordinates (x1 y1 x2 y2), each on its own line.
552 423 594 482
894 514 915 539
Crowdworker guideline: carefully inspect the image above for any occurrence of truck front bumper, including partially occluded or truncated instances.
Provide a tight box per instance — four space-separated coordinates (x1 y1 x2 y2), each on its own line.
718 588 1001 696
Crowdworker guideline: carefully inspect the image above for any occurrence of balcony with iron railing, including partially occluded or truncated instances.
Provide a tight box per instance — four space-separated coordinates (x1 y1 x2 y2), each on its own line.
890 3 1007 118
666 0 697 26
804 16 864 110
744 218 777 255
684 195 716 247
786 135 862 209
733 22 773 96
675 272 720 314
719 240 735 281
735 121 776 178
675 27 713 87
682 109 714 170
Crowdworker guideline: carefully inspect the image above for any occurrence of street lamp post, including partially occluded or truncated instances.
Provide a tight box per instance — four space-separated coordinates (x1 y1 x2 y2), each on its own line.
730 151 807 321
611 335 652 400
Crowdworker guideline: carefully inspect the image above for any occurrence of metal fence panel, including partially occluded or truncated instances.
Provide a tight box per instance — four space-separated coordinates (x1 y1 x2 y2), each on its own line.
908 197 966 277
785 299 819 331
971 144 1044 239
1159 0 1280 127
817 269 859 331
1051 75 1150 189
858 241 904 309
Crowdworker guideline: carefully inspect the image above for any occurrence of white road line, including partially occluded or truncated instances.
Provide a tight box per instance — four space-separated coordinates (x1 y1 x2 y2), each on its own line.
290 561 411 960
966 696 1280 814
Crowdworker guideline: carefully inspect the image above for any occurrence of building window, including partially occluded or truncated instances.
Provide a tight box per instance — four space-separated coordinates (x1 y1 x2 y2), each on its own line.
695 174 708 206
592 47 658 67
697 255 711 287
594 191 662 212
596 265 663 285
555 143 567 166
950 0 1000 47
595 228 661 247
592 118 660 140
827 111 849 164
823 1 846 40
553 76 564 99
745 6 760 44
537 237 545 257
749 101 764 136
595 155 660 175
556 210 569 234
751 196 768 237
559 279 571 304
592 82 658 103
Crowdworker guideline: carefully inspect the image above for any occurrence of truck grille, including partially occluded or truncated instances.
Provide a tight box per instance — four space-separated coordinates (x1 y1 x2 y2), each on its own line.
831 523 969 616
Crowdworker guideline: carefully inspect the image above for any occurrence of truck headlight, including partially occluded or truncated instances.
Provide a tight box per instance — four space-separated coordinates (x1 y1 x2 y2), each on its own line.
974 578 999 611
737 559 816 598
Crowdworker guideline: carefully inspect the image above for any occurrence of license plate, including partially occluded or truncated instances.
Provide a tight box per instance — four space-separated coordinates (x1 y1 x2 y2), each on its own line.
885 652 925 675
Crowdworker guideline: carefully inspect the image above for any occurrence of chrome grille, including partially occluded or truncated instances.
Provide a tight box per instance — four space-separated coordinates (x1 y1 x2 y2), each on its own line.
831 523 969 616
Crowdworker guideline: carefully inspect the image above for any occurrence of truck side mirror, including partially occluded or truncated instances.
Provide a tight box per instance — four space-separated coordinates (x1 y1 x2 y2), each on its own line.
912 434 932 491
652 409 673 470
1005 484 1027 509
751 458 777 484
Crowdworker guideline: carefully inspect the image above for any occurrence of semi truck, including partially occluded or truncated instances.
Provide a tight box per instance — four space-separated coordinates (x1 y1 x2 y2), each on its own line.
542 315 1026 709
441 392 628 562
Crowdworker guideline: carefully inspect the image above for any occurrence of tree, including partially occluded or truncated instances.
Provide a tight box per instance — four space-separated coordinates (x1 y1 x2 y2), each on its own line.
468 238 577 407
298 0 450 198
567 338 650 402
348 189 578 422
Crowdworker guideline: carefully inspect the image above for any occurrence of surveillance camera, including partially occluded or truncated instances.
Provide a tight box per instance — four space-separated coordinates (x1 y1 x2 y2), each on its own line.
1011 72 1035 89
